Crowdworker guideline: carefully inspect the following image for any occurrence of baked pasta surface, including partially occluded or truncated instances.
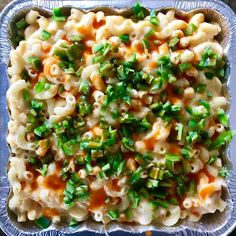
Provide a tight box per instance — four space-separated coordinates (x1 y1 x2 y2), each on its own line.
7 3 232 228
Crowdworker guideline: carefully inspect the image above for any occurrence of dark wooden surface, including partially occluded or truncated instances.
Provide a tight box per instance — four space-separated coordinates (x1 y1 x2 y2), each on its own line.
0 0 236 235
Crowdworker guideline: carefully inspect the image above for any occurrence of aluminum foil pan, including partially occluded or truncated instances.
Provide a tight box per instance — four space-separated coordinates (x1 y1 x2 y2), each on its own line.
1 0 236 235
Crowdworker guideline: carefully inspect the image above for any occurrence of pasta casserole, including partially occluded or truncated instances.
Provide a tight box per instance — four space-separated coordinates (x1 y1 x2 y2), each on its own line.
7 3 233 228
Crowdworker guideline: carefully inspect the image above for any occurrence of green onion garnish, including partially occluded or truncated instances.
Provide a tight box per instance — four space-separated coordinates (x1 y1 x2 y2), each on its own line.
52 8 66 21
108 209 120 220
16 18 28 30
35 216 51 229
184 23 197 36
179 62 192 72
209 130 234 150
26 56 41 70
149 10 159 26
119 34 130 43
40 30 51 41
133 2 145 20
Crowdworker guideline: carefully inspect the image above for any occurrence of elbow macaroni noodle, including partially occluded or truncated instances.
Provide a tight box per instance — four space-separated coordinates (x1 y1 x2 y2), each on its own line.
7 5 231 228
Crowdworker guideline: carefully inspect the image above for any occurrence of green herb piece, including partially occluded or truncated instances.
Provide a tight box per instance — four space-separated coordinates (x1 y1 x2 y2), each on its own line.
194 84 207 93
129 167 143 185
208 155 217 164
35 78 51 93
186 131 198 144
122 137 134 151
209 130 233 150
30 100 43 111
69 35 83 42
119 34 130 43
149 10 159 26
108 209 120 220
144 28 155 38
165 153 180 162
16 18 28 30
117 160 125 176
189 180 197 196
146 179 159 188
69 218 79 227
184 23 197 36
142 38 150 49
26 56 41 70
52 8 66 21
205 71 214 80
150 199 169 209
179 62 192 72
93 43 104 54
168 36 179 51
102 163 111 172
169 197 179 205
181 147 194 160
38 164 48 176
40 30 51 41
217 108 229 127
128 190 140 208
61 139 78 156
133 2 145 20
175 123 184 141
35 216 51 229
23 90 30 102
218 167 230 178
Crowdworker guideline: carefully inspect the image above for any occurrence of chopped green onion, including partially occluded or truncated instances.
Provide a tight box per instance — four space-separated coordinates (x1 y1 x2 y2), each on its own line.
35 216 51 229
102 163 111 172
209 130 233 150
93 43 104 54
16 18 28 30
38 164 48 176
175 123 184 141
133 2 145 20
40 30 51 41
142 38 150 49
52 8 66 21
168 36 179 51
30 99 43 111
26 56 41 70
108 209 120 220
165 153 180 162
69 35 83 42
119 34 130 43
122 137 134 151
35 78 51 93
217 108 229 127
150 199 169 209
144 28 155 38
69 218 79 227
23 90 30 102
146 179 159 188
218 167 230 178
129 167 142 185
179 62 192 72
128 190 140 208
184 23 197 36
149 10 159 26
117 160 125 176
189 180 197 196
208 156 217 164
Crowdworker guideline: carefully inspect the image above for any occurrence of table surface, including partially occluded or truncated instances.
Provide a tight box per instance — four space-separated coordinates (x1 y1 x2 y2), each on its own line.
0 0 236 235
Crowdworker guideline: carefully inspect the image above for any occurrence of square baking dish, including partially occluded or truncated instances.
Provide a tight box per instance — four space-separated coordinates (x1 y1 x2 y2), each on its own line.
1 0 236 235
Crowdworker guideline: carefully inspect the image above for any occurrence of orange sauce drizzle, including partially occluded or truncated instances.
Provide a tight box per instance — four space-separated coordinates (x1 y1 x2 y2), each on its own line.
44 174 66 192
92 18 106 29
88 187 107 211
